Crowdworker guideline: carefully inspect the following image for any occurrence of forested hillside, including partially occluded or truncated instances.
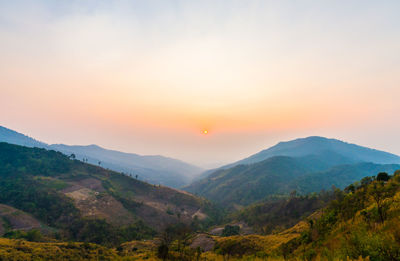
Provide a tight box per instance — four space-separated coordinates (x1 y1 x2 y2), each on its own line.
0 147 399 261
185 154 400 208
0 126 203 188
279 170 400 260
0 142 219 247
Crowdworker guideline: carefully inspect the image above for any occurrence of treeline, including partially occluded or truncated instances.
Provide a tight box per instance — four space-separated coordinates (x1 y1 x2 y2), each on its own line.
233 191 335 234
280 170 400 260
0 142 72 177
0 142 156 246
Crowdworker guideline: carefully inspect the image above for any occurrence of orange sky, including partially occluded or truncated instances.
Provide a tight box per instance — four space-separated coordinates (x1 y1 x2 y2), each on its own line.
1 1 400 167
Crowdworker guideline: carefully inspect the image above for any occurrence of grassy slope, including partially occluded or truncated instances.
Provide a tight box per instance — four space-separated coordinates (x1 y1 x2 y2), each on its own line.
0 142 216 245
0 238 121 261
275 170 400 260
231 192 334 234
3 172 396 260
192 171 400 260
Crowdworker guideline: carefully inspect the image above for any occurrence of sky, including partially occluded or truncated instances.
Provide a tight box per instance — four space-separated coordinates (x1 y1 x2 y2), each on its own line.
0 1 399 168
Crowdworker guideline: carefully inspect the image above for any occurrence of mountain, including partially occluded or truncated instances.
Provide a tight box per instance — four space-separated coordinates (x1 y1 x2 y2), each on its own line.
0 142 219 246
185 137 400 207
50 143 203 187
222 136 400 169
185 154 400 207
291 162 400 193
0 126 203 187
0 126 47 148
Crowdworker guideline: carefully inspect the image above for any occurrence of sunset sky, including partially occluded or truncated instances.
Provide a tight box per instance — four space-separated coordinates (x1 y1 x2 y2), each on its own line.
1 1 399 167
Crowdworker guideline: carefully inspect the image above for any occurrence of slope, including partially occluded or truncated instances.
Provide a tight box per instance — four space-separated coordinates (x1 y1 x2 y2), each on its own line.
0 126 203 188
280 170 400 260
185 154 400 207
0 142 216 245
220 136 400 170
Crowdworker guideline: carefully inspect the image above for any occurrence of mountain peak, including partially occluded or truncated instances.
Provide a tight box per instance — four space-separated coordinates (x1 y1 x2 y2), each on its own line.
228 136 400 167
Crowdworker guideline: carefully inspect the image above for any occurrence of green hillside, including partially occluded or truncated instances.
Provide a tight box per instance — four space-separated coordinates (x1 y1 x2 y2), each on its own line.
177 170 400 260
1 155 399 260
278 170 400 260
231 191 335 234
0 126 204 188
0 142 218 246
185 154 400 208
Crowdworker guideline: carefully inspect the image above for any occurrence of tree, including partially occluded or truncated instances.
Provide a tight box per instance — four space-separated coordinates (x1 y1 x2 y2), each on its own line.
368 181 396 223
377 172 390 182
361 176 374 187
222 225 240 237
157 244 169 261
69 153 76 160
158 223 192 259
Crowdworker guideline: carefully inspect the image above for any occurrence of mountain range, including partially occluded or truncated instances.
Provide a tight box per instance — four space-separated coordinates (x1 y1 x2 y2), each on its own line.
184 136 400 207
212 136 400 170
3 124 400 209
1 127 400 259
0 126 203 188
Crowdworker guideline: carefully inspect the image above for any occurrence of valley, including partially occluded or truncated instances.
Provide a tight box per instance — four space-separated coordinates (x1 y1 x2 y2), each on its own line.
1 133 399 260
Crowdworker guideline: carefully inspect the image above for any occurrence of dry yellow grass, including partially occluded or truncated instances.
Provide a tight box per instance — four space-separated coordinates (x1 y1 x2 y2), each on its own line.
0 238 118 260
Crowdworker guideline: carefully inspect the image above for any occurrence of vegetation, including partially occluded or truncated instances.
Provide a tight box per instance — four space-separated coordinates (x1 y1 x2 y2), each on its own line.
0 125 204 188
152 170 400 260
0 142 218 248
221 225 240 237
4 229 44 242
2 141 400 260
185 154 400 208
0 238 120 260
0 176 80 227
233 191 335 234
279 170 400 260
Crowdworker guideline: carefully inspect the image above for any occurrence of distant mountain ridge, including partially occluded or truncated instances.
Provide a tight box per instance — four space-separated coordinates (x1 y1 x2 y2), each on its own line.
225 136 400 168
0 126 203 187
0 126 47 148
185 136 400 207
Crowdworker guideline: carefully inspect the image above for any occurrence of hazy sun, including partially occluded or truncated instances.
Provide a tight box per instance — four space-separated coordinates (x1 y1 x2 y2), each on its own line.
202 130 208 135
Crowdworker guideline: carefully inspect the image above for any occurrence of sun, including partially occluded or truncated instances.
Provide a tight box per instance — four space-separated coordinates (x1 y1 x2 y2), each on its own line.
202 130 208 135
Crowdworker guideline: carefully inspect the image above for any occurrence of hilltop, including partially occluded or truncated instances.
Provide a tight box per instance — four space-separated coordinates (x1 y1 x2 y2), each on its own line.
226 136 400 167
0 126 203 188
185 137 400 207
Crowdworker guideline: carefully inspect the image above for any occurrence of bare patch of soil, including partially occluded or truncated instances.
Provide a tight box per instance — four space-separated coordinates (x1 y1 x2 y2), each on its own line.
192 209 207 221
190 234 215 251
65 187 135 226
0 204 41 232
